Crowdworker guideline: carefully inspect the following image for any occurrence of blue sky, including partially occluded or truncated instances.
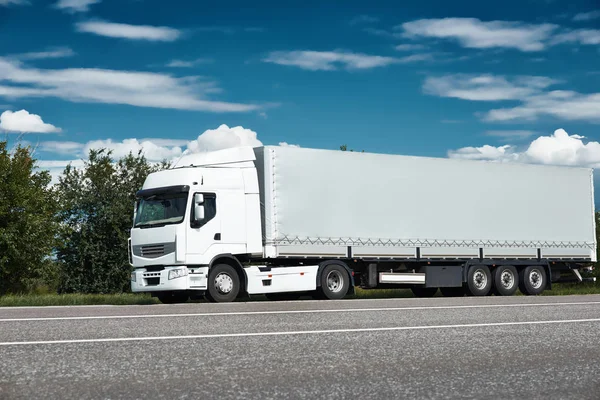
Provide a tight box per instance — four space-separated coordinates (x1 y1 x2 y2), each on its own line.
0 0 599 193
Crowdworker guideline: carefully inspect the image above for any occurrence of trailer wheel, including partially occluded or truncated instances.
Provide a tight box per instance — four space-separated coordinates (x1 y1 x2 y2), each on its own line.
157 292 189 304
205 264 240 303
493 265 519 296
411 287 438 297
519 266 546 296
318 264 350 300
440 287 465 297
466 265 492 296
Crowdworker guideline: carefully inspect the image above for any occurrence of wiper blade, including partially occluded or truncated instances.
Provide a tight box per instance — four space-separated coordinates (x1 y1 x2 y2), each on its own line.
135 222 166 228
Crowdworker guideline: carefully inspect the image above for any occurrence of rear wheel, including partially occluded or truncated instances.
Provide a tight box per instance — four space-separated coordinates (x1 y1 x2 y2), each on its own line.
157 292 189 304
493 265 519 296
466 265 492 296
318 264 350 299
206 264 240 303
519 266 547 295
411 287 438 297
440 287 465 297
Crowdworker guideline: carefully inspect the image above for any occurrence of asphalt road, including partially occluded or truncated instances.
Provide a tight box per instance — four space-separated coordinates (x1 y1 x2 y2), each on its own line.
1 295 600 400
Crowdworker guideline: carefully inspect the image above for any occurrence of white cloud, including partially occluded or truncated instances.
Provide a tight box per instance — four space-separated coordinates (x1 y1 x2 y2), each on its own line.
166 58 212 68
84 138 184 161
0 57 259 113
186 124 262 153
552 29 600 46
12 47 75 60
54 0 99 13
395 44 427 51
399 18 557 51
0 110 61 133
423 74 557 101
40 141 84 154
485 130 537 139
263 50 428 71
484 91 600 123
573 11 600 22
76 20 181 41
449 129 600 168
0 0 29 6
278 142 300 147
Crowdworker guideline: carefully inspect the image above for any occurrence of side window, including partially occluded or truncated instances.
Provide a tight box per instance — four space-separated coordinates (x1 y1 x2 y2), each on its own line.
191 193 217 228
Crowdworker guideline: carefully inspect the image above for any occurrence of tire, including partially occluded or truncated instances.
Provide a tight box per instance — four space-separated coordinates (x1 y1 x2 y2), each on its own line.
157 292 189 304
265 292 302 301
205 264 240 303
411 287 438 297
493 265 519 296
519 266 547 296
318 264 350 300
440 286 465 297
466 265 492 296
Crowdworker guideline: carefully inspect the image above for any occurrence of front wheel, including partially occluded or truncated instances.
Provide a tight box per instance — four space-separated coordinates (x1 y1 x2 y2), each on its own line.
318 264 350 300
206 264 240 303
519 266 547 296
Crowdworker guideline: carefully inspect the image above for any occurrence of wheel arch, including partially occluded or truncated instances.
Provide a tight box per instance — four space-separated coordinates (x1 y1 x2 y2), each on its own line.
209 254 247 296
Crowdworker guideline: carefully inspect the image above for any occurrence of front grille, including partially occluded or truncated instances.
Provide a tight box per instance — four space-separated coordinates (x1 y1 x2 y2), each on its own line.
146 277 160 286
141 244 165 258
132 242 176 259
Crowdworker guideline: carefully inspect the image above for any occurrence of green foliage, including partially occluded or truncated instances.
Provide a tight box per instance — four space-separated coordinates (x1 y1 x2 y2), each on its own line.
339 144 364 152
0 141 60 295
55 149 168 294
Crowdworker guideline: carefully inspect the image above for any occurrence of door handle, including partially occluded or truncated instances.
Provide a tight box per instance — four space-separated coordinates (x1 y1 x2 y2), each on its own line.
214 233 221 241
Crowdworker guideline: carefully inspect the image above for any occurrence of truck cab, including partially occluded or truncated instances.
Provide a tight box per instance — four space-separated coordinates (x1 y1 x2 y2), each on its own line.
129 147 263 302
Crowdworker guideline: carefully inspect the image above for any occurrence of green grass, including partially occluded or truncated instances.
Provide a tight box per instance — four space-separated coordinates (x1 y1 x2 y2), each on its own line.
0 293 160 307
0 283 598 307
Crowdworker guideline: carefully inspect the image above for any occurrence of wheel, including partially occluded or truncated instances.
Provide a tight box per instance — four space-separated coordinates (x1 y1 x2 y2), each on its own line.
519 266 547 295
466 265 492 296
157 292 189 304
440 286 465 297
205 264 240 303
411 287 438 297
493 265 519 296
318 264 350 300
265 292 302 301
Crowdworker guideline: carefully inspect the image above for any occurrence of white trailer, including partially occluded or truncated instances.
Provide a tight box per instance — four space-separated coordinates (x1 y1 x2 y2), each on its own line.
129 145 596 303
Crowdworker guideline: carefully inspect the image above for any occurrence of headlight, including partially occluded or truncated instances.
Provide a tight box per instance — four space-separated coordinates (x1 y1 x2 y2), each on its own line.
130 272 136 282
168 268 188 280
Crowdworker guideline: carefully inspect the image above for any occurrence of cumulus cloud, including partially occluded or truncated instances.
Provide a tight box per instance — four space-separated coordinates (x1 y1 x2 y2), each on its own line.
40 141 84 154
0 109 61 133
76 20 181 41
449 129 600 168
84 138 184 161
54 0 99 13
423 74 557 101
263 50 430 71
186 124 262 153
400 18 557 52
0 57 259 113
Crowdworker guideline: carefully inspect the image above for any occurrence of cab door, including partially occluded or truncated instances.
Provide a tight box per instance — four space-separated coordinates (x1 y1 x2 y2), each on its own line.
186 192 221 262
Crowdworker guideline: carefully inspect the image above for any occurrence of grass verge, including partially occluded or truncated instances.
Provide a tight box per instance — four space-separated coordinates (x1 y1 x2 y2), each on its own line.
0 283 598 307
0 293 159 307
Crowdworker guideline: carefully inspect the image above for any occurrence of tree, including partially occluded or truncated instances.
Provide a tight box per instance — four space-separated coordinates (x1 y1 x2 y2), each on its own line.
56 149 168 293
339 144 364 152
0 141 59 295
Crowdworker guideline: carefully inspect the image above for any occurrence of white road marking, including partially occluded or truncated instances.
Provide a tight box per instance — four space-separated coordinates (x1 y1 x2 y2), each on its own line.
1 301 600 322
1 318 599 346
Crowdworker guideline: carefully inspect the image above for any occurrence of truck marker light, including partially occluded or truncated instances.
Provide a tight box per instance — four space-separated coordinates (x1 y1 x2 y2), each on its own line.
300 272 304 276
268 274 272 278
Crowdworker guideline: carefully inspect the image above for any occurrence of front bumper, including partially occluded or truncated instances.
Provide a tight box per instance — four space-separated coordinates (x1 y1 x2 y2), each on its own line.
131 266 209 292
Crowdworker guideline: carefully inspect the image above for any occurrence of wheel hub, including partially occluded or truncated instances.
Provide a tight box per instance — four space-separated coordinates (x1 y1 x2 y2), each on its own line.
500 270 514 289
327 271 343 293
529 270 542 289
473 269 487 289
215 273 233 294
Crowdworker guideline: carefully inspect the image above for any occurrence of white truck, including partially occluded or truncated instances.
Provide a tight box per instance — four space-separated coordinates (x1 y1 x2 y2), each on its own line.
129 145 597 303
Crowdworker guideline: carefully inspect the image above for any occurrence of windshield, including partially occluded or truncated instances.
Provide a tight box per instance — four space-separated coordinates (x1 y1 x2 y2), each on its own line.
134 192 188 228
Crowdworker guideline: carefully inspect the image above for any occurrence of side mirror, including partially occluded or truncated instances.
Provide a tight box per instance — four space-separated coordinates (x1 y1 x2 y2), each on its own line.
194 204 205 222
194 193 204 204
